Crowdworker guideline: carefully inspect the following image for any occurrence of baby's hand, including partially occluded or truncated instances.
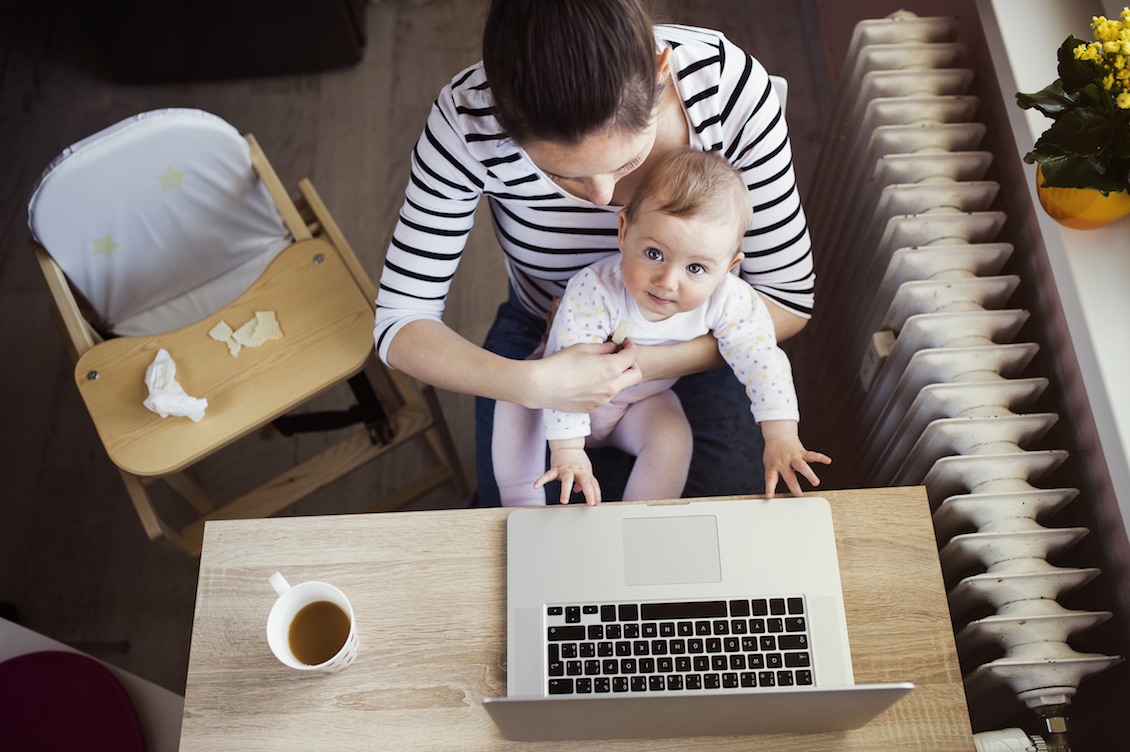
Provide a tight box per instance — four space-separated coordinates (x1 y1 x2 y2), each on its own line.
535 444 602 505
764 449 832 499
760 420 832 499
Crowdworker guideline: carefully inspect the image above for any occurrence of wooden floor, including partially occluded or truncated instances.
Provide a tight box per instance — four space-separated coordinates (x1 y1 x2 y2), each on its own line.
0 0 840 694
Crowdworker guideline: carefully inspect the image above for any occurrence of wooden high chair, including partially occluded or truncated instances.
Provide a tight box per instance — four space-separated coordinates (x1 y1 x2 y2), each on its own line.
28 109 468 557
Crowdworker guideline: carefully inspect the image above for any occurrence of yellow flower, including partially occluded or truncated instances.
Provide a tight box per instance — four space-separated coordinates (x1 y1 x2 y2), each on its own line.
1076 41 1101 60
1093 17 1123 42
1117 91 1130 109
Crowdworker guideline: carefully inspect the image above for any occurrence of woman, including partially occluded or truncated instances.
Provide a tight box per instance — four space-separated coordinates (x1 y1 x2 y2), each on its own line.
373 0 815 504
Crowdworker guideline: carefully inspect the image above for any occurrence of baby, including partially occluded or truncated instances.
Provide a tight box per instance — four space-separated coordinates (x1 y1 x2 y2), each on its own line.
494 148 829 505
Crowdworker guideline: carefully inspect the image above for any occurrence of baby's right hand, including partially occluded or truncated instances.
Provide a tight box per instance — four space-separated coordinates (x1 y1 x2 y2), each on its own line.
535 446 602 505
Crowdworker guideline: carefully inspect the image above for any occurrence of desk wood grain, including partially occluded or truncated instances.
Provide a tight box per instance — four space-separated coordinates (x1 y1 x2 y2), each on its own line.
180 488 974 751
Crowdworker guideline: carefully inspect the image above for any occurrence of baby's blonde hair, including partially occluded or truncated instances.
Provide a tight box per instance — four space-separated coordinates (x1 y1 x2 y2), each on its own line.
623 148 752 251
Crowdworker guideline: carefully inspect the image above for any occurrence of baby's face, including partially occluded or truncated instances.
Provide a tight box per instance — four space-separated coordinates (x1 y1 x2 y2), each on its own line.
617 201 743 322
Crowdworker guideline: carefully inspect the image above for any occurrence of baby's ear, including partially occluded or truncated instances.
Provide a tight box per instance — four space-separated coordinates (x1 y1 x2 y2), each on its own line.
727 250 743 272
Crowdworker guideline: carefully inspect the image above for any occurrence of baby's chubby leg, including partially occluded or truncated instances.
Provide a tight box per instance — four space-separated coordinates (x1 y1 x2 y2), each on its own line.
492 399 549 506
600 390 692 501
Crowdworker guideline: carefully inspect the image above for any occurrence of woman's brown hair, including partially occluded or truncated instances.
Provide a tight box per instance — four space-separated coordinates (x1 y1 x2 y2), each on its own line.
482 0 659 146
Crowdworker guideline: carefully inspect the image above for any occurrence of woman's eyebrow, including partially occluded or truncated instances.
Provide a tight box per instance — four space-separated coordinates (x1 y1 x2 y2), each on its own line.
546 152 646 181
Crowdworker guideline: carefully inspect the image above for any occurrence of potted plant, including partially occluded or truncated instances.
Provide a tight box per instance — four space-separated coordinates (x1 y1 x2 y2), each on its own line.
1017 7 1130 229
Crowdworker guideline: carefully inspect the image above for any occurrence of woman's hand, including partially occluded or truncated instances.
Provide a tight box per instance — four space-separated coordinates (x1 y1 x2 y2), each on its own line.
526 338 642 413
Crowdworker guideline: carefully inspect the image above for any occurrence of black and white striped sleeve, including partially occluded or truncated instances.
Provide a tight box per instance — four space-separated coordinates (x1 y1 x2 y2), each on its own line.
373 76 487 364
671 26 815 318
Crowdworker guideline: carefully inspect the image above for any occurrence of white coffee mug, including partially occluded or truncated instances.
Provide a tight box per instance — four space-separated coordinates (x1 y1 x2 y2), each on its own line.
266 572 359 673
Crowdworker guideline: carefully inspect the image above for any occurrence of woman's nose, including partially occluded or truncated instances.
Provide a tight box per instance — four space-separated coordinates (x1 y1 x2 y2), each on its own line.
584 175 616 206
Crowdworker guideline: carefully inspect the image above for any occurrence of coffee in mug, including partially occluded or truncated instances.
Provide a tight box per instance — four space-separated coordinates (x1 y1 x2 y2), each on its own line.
267 572 359 672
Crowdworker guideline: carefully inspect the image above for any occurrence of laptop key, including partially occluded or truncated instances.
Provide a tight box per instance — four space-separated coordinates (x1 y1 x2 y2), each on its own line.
787 597 804 614
576 678 592 693
796 670 813 685
613 677 629 692
786 617 806 632
704 673 721 689
548 679 573 694
730 599 751 617
600 604 616 622
778 634 807 650
548 625 585 641
565 606 581 623
594 677 611 693
630 677 647 691
785 651 811 668
685 674 703 690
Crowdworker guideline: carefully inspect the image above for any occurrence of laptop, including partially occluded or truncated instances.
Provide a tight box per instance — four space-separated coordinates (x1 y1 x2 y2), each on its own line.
482 496 914 741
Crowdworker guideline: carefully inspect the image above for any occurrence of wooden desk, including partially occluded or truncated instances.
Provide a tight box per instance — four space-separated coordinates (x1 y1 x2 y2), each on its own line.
180 489 974 750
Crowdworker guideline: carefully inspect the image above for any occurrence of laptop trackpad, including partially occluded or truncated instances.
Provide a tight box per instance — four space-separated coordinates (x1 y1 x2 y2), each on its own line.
622 515 722 586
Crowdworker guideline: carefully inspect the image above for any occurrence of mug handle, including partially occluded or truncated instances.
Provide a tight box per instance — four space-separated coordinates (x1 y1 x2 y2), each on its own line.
269 572 291 596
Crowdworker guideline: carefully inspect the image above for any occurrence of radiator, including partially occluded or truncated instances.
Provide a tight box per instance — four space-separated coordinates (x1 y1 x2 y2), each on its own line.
801 10 1123 739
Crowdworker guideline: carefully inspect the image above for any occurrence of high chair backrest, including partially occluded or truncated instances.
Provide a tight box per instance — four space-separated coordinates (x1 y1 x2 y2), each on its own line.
28 108 291 336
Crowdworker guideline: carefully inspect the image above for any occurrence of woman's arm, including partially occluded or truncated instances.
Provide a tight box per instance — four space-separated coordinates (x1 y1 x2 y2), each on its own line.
387 319 642 413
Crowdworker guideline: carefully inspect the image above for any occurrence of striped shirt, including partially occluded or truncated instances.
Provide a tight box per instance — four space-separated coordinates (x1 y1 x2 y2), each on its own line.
374 24 814 365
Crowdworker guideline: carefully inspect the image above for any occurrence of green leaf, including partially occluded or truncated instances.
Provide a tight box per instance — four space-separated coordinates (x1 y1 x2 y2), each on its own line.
1058 35 1100 92
1039 107 1120 155
1017 79 1092 118
1038 153 1126 192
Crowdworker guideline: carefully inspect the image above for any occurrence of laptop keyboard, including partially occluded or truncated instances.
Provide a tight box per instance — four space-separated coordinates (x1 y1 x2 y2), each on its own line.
544 597 813 695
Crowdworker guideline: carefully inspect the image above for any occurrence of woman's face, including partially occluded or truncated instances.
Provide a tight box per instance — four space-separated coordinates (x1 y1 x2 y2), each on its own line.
524 120 660 206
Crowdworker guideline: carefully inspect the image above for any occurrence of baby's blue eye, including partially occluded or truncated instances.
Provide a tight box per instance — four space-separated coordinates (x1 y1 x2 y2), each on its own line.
645 248 662 261
687 263 706 275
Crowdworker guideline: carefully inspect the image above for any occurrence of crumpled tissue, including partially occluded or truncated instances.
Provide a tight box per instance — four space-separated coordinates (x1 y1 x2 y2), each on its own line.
142 348 208 422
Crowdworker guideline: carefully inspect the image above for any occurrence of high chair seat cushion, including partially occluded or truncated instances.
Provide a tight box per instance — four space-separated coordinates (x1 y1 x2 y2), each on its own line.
27 108 291 335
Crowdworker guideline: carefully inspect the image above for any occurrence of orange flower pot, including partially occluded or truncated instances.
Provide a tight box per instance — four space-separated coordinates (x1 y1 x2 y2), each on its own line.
1035 165 1130 230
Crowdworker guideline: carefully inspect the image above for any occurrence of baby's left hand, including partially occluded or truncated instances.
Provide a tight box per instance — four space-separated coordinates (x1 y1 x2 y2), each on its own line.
760 420 832 499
